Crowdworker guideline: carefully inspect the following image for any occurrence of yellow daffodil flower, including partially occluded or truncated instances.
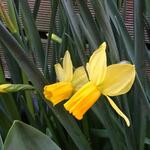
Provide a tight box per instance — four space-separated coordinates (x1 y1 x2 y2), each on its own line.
64 42 136 127
43 51 88 106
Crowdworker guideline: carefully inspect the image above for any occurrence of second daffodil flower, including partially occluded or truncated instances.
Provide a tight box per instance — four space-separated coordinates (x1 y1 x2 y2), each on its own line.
64 42 136 127
44 51 88 106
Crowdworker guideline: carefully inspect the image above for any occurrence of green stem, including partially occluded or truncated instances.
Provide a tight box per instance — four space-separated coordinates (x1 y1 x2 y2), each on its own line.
22 72 35 118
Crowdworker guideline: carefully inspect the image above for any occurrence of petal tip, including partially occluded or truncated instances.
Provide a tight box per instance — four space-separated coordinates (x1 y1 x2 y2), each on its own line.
126 120 130 127
75 115 83 120
65 50 70 56
132 65 135 69
102 42 106 46
100 42 107 49
44 86 47 90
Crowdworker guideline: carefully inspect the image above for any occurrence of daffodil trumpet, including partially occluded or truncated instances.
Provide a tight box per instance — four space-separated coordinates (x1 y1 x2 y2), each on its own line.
43 51 88 106
64 42 136 127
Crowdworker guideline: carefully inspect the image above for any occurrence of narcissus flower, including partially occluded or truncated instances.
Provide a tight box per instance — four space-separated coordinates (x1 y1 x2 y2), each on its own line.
43 51 88 106
64 42 135 127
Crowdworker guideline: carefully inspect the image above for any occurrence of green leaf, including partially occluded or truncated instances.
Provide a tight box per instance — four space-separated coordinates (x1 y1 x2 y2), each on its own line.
133 1 147 150
44 0 59 79
104 0 135 62
134 0 145 83
91 129 109 138
0 135 3 150
0 99 13 138
145 137 150 145
0 59 5 83
33 0 41 20
144 0 150 16
3 120 61 150
92 100 129 150
0 94 20 121
19 0 45 70
6 0 19 33
1 42 23 84
77 0 100 50
61 0 87 67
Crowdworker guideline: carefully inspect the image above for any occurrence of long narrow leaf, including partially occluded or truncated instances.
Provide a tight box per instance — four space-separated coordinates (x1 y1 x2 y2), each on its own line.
134 1 146 150
61 0 87 67
0 59 5 83
6 0 19 33
19 0 45 70
0 135 3 150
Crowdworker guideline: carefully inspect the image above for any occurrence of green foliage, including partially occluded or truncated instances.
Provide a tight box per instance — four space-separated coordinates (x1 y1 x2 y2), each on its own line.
0 135 4 150
3 120 61 150
0 0 149 149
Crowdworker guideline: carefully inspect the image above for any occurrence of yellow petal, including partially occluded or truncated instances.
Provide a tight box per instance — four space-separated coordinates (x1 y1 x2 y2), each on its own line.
101 64 135 96
64 82 101 120
55 63 65 81
72 66 88 91
0 84 11 92
44 82 73 105
88 42 107 86
106 96 130 127
63 51 73 81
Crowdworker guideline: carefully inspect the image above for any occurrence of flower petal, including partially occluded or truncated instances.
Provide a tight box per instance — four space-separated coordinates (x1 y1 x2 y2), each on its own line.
72 66 88 91
63 51 73 81
106 96 130 127
64 82 101 120
55 63 64 81
88 42 107 86
101 64 135 96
